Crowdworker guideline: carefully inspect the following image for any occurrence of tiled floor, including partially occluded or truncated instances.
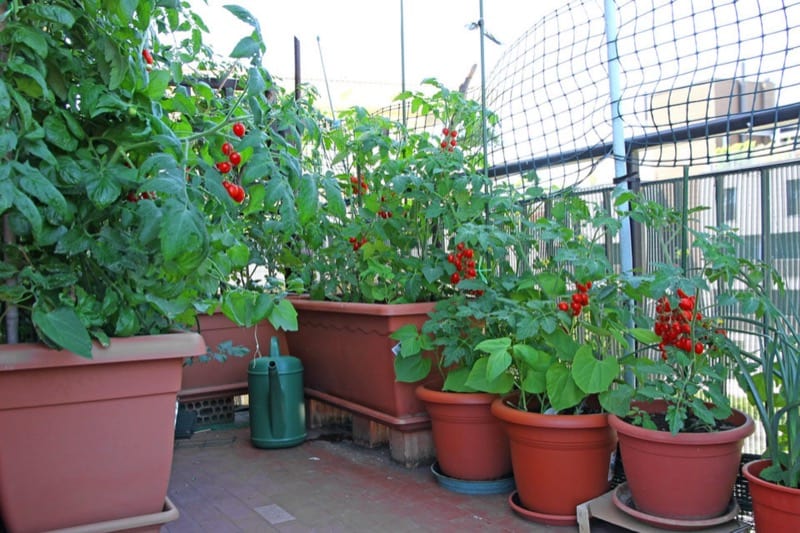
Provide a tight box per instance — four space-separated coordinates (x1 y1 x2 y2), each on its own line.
165 411 622 532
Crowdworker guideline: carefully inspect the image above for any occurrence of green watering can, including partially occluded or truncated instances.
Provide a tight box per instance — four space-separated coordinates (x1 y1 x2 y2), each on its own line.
247 337 306 448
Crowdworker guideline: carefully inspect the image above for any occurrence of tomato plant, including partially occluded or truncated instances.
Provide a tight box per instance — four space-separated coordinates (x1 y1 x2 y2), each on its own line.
0 1 325 354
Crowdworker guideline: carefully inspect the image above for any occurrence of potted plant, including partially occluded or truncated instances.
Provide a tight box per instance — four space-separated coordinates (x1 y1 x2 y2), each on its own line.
465 191 634 526
0 2 308 530
719 274 800 529
735 314 800 531
389 175 549 488
282 80 499 428
180 67 325 402
604 202 761 525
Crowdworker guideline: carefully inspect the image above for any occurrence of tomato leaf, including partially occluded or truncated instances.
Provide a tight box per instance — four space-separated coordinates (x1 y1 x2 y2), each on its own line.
33 305 93 359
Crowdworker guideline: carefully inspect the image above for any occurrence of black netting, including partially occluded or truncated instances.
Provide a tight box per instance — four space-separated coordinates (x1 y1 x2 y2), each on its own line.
480 0 800 190
371 0 800 192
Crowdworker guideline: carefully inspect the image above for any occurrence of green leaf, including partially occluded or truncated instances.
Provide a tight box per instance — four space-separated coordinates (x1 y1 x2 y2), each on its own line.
0 80 10 121
538 271 566 297
394 353 431 383
114 307 139 337
242 183 266 215
630 327 661 344
223 5 261 29
12 191 42 238
297 175 319 224
466 359 514 394
32 306 94 359
0 166 13 213
12 26 48 58
87 168 122 207
146 70 171 99
268 298 298 332
159 203 209 275
7 58 50 100
230 37 261 60
246 67 266 97
13 162 68 219
390 323 427 357
486 349 512 381
23 139 57 165
44 113 78 152
220 289 258 327
226 242 250 269
599 384 635 416
475 337 512 355
572 344 620 394
28 4 77 27
546 363 584 412
321 177 347 220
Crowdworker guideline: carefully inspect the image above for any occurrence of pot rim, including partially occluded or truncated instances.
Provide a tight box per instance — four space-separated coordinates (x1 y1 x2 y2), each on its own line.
608 403 755 445
490 395 610 429
415 384 499 405
288 298 437 316
742 458 800 495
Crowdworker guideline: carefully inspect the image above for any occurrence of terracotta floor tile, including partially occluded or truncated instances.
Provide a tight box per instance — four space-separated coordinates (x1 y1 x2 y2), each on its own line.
165 422 625 533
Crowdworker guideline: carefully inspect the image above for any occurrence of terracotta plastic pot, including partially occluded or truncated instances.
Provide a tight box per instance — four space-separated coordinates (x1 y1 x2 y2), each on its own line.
416 385 511 481
182 310 289 401
608 400 754 521
0 332 205 533
491 396 617 526
742 459 800 533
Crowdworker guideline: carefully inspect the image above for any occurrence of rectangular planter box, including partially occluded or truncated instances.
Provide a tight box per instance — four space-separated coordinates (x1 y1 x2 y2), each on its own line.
181 311 289 402
0 332 205 533
285 299 440 427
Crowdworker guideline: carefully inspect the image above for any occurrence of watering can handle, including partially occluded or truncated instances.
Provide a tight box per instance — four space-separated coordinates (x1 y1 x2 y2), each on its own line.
270 336 280 357
268 362 285 437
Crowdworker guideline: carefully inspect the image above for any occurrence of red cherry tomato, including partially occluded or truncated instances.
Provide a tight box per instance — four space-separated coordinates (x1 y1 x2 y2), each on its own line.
229 184 245 203
216 161 231 173
221 142 234 156
232 122 245 137
229 152 242 166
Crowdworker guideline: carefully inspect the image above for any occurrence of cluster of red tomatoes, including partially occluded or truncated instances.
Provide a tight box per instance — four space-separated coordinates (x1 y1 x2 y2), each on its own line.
440 127 458 152
558 281 592 317
654 289 708 359
348 236 368 251
349 175 368 196
377 195 393 219
447 242 477 285
215 123 247 203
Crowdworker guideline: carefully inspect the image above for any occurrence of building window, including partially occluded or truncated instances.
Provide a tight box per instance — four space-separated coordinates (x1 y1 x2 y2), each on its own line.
788 179 800 217
724 187 737 222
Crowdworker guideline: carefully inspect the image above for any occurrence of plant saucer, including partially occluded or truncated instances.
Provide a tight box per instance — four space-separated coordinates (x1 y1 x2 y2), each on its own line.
430 462 515 495
507 491 577 526
612 482 740 531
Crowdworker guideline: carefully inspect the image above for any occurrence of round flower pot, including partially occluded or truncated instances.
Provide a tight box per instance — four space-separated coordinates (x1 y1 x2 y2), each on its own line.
608 400 754 521
416 384 512 482
742 459 800 532
490 395 617 526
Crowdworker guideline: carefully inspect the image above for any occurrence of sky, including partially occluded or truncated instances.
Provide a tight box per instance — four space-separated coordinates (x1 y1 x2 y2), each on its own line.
190 1 552 111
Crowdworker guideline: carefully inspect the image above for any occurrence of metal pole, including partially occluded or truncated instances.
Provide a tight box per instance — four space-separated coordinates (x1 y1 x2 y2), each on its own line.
294 37 301 101
604 0 635 386
604 0 633 277
316 36 336 122
400 0 407 127
478 0 490 194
